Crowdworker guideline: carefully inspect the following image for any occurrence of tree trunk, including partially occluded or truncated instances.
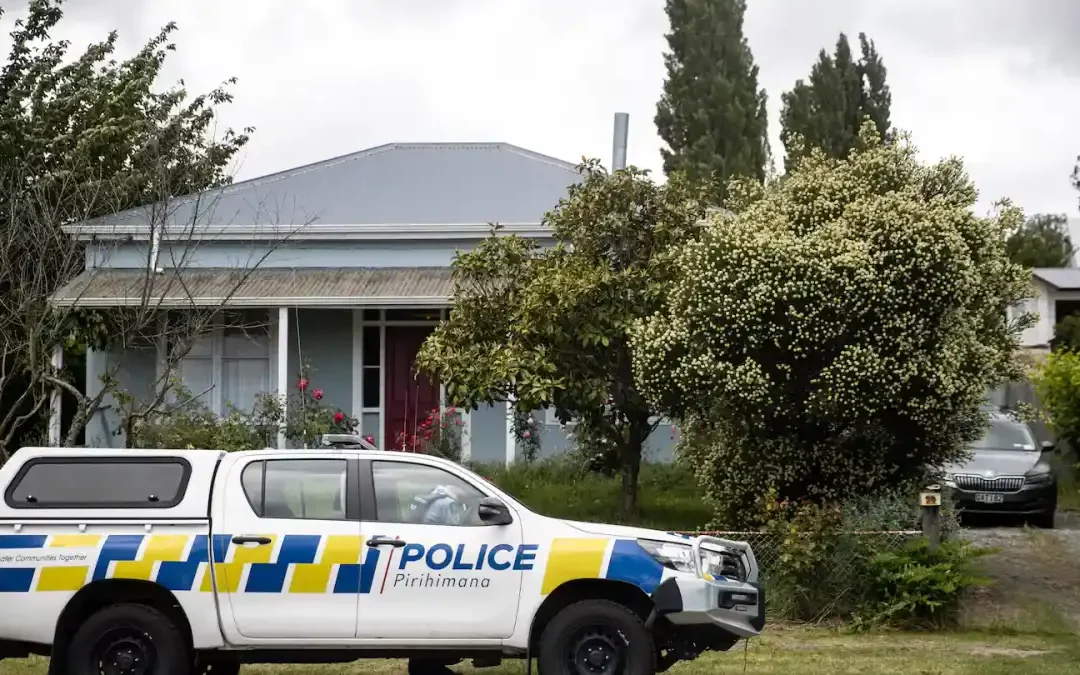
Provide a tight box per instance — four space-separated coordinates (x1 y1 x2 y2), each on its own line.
617 417 647 521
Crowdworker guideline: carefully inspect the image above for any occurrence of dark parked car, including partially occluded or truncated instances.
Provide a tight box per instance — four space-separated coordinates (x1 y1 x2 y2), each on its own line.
943 412 1057 528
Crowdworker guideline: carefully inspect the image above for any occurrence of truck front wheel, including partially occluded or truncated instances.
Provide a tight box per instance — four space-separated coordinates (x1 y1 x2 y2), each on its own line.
69 603 190 675
537 599 656 675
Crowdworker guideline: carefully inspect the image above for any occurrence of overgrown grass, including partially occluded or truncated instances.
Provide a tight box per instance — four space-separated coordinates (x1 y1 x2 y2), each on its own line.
1055 455 1080 512
469 458 713 531
3 629 1077 674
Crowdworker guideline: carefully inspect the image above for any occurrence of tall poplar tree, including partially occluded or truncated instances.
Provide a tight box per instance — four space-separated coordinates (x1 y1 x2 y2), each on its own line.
780 32 891 171
655 0 769 204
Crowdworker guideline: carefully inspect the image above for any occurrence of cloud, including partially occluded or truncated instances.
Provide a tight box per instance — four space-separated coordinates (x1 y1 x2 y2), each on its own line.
1 0 1078 219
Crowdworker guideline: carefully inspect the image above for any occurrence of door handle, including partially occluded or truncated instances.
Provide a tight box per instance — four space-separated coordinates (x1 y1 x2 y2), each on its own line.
232 536 272 545
367 537 407 548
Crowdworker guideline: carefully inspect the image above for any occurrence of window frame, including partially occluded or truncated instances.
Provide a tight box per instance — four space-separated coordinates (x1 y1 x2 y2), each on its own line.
168 310 272 417
361 458 493 527
240 456 361 522
4 456 192 510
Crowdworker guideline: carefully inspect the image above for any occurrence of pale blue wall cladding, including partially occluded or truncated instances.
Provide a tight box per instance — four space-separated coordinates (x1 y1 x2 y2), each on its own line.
85 347 159 448
468 403 507 464
286 309 353 415
90 240 489 270
82 319 681 461
514 410 678 463
88 239 560 270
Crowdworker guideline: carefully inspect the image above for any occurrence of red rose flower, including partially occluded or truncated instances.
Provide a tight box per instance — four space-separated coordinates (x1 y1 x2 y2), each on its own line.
333 411 345 424
312 389 323 401
297 378 309 391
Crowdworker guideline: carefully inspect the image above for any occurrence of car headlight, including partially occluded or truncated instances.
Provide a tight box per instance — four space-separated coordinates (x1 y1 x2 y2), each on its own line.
1024 464 1054 485
638 539 696 574
637 539 737 580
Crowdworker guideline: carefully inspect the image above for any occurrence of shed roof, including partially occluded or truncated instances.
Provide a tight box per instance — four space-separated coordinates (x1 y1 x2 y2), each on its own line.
50 267 454 308
75 143 583 231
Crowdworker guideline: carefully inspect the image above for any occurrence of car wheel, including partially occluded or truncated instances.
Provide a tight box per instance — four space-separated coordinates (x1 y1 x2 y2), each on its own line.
406 658 458 675
69 603 190 675
537 599 656 675
1030 509 1056 529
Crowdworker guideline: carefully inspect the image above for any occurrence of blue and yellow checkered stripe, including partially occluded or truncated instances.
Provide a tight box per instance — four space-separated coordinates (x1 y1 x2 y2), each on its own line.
0 533 381 594
540 537 664 596
0 534 662 596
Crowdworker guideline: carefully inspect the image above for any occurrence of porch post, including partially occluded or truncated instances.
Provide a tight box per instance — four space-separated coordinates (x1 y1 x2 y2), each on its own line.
47 344 63 446
277 307 289 449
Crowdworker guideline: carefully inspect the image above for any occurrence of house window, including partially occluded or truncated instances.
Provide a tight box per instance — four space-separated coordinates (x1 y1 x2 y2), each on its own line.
362 325 381 408
174 309 271 415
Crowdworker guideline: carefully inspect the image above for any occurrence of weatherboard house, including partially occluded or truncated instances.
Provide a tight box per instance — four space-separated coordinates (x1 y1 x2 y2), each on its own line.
52 115 677 464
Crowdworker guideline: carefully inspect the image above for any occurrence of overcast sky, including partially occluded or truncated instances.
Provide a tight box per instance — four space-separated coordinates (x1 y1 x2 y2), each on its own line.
5 0 1080 222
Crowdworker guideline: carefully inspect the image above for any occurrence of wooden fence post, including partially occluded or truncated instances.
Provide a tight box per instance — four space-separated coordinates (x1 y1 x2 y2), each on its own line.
920 484 942 552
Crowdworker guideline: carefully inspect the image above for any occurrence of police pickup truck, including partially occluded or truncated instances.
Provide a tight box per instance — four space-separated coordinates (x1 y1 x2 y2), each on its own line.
0 446 763 675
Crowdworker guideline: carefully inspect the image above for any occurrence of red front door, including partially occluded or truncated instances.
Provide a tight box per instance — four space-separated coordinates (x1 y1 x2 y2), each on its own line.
384 326 440 451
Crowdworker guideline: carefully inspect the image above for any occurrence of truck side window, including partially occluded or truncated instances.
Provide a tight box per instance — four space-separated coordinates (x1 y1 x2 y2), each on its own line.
5 457 190 509
372 461 487 526
241 459 348 521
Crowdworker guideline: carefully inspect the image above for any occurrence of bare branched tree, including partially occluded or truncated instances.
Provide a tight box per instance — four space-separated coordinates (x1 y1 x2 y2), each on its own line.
0 150 309 457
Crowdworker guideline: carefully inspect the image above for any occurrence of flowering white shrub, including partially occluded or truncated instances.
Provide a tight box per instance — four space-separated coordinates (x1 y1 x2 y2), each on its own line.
630 121 1035 526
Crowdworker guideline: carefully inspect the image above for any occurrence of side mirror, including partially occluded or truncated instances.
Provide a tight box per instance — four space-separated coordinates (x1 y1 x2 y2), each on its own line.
1042 440 1059 454
477 497 513 526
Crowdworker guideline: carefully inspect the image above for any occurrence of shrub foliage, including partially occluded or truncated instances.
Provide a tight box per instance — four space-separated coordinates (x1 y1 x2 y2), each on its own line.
631 121 1034 526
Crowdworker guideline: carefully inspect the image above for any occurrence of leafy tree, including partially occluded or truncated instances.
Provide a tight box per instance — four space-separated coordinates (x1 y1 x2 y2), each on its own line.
630 121 1034 527
780 32 891 172
0 0 251 458
417 161 712 517
1005 213 1074 268
1052 314 1080 352
654 0 769 203
1033 350 1080 453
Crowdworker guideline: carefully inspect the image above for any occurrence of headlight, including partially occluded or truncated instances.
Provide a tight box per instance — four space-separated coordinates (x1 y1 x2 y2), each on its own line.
1024 464 1054 485
637 539 738 580
638 539 696 574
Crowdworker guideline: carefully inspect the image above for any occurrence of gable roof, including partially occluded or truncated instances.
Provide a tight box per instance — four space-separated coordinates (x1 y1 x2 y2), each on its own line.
72 142 584 233
1032 268 1080 291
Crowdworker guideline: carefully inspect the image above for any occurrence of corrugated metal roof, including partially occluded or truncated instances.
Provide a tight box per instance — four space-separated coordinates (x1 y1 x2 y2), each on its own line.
1032 268 1080 290
51 267 454 308
77 143 583 230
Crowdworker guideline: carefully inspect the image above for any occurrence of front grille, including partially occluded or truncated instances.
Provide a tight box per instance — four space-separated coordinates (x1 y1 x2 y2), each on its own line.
953 475 1023 492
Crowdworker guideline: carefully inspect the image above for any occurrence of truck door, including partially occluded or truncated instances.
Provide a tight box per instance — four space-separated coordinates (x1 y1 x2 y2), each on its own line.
211 452 370 642
355 458 527 639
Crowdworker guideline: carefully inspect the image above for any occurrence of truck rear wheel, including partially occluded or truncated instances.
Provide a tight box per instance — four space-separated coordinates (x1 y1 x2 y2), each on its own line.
69 603 190 675
537 599 656 675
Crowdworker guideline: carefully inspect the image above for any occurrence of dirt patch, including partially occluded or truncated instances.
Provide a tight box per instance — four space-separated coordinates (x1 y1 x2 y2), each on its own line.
960 526 1080 632
966 646 1051 658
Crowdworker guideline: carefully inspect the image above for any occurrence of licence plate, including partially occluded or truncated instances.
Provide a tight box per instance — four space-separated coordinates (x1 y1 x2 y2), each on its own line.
975 493 1005 504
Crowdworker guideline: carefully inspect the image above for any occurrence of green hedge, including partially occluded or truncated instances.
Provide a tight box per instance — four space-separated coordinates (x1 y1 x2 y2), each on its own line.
469 458 712 532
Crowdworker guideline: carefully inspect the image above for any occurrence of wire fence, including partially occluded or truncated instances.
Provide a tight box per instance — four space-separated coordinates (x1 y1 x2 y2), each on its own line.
675 530 924 577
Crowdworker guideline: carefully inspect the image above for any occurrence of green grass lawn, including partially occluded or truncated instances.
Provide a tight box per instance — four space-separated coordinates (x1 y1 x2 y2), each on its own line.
473 459 713 531
3 627 1075 674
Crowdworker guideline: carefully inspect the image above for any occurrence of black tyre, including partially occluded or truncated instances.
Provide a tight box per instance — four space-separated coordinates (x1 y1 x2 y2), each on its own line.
406 659 457 675
69 603 190 675
1030 509 1056 529
537 600 656 675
